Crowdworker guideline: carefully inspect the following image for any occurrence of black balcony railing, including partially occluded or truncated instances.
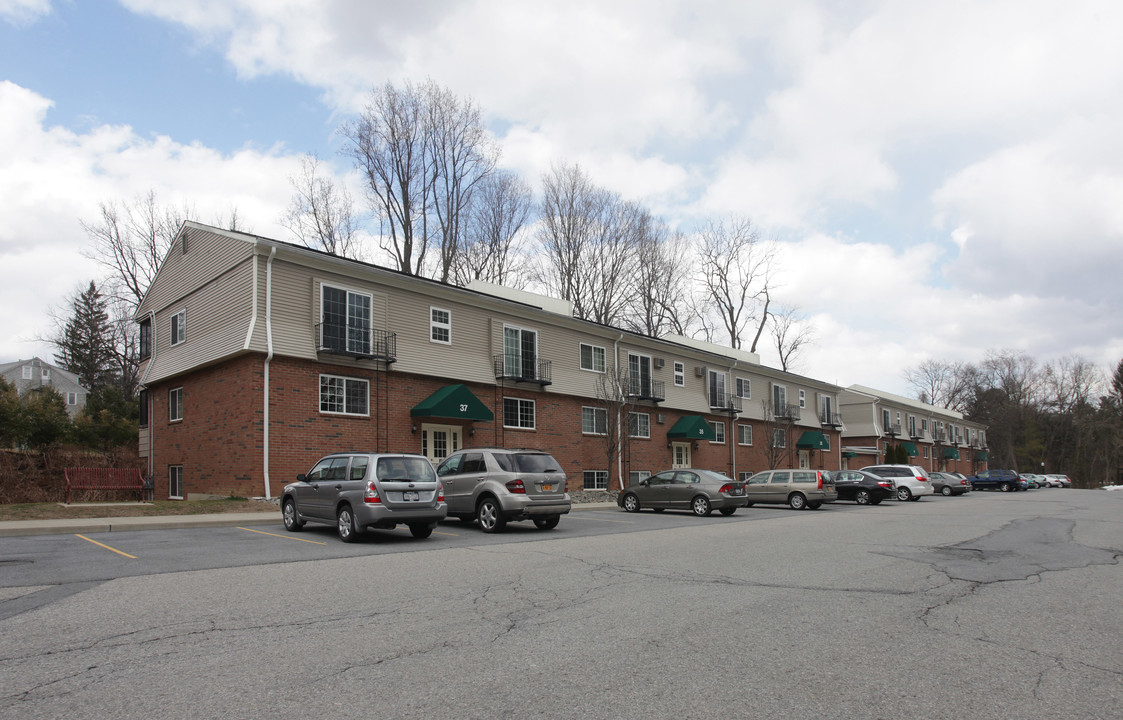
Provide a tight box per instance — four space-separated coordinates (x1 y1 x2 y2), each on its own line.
316 324 396 362
626 378 666 402
820 411 843 428
773 402 800 421
884 423 902 437
493 355 552 386
709 392 743 414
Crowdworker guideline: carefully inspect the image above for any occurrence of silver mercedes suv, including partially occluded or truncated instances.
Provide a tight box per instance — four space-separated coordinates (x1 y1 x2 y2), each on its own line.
436 448 571 532
282 453 446 542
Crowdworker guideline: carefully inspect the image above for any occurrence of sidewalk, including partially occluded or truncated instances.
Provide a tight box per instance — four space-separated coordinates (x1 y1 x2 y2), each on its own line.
0 502 620 538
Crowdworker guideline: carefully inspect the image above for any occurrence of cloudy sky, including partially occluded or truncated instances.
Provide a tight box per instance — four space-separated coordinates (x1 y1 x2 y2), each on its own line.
2 0 1121 397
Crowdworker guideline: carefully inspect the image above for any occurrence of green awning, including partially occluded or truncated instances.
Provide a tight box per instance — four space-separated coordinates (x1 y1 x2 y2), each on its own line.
842 451 858 458
941 447 961 460
796 430 830 450
667 415 716 441
974 450 988 461
410 384 493 421
901 442 919 457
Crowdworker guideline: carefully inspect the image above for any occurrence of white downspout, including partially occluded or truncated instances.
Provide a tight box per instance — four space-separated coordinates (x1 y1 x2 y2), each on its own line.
729 360 738 479
263 247 276 499
614 333 624 489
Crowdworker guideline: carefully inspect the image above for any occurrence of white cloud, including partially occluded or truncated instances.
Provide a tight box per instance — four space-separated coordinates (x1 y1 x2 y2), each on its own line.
0 0 50 25
0 81 307 361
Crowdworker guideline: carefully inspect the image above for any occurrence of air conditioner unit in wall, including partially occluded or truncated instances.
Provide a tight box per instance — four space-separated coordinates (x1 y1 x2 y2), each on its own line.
695 366 706 377
653 357 665 369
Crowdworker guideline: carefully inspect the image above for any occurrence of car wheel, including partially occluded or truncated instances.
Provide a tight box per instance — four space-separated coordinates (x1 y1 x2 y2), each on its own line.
533 515 560 530
477 497 506 533
909 495 921 501
409 523 433 539
789 493 807 510
692 496 712 517
1000 482 1011 492
719 507 736 516
870 498 882 505
941 486 952 496
337 504 359 543
653 508 665 513
896 487 912 502
282 498 303 531
855 489 871 505
807 501 822 510
621 493 640 513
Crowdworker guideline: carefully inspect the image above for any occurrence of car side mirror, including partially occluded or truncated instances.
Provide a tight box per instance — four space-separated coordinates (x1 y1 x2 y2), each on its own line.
297 474 307 482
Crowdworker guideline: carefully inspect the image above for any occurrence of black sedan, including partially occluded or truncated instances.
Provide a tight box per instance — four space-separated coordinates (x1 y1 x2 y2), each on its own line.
829 470 895 505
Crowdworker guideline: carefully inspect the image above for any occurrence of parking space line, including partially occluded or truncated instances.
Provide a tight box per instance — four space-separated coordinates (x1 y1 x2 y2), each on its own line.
568 514 634 524
75 534 137 559
238 527 328 545
434 531 459 537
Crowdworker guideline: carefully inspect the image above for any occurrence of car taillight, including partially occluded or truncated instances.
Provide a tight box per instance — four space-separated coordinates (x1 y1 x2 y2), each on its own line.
364 481 381 504
878 481 893 489
719 484 732 493
916 475 928 482
817 472 823 489
437 484 445 501
506 479 526 494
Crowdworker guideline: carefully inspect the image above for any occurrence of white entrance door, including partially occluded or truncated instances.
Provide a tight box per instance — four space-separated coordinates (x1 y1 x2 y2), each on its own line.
672 442 691 468
798 450 810 469
421 424 462 465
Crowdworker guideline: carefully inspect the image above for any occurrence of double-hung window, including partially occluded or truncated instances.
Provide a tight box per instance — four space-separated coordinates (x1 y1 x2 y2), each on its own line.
736 377 751 399
170 310 186 346
798 389 806 408
629 412 650 438
430 307 451 344
503 397 535 429
139 319 151 359
673 362 685 387
708 370 727 408
710 421 725 444
629 353 652 396
320 375 369 415
582 406 607 435
580 344 606 373
738 423 753 446
583 470 608 490
169 387 183 422
321 285 372 355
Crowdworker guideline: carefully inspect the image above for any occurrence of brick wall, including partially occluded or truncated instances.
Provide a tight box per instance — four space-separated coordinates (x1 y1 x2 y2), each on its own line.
145 353 844 499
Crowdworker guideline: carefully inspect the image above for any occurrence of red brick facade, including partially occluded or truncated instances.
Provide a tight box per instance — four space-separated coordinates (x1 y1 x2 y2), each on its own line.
144 353 843 499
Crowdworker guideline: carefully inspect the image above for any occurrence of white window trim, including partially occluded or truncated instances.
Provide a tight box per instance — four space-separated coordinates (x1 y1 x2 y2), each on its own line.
798 389 806 408
629 412 650 439
170 310 186 346
736 377 751 399
67 392 77 405
169 465 183 500
169 387 183 422
22 366 32 379
582 406 608 435
737 423 753 446
503 324 538 376
710 420 726 444
583 470 609 491
580 343 606 373
320 283 373 354
673 362 685 387
772 383 787 410
430 306 451 345
319 374 370 417
503 396 536 430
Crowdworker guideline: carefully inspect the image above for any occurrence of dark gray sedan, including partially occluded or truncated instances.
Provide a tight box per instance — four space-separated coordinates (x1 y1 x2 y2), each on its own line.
618 469 748 517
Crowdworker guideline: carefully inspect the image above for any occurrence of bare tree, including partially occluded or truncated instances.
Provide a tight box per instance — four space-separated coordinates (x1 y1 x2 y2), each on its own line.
770 305 815 372
593 365 637 490
534 162 640 325
761 398 797 470
903 359 976 413
281 154 360 258
696 216 775 351
453 170 532 288
623 221 696 337
342 79 493 279
81 190 197 311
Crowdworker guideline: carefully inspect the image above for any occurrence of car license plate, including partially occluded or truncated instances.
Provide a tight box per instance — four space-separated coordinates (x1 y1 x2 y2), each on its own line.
404 491 419 501
732 488 744 495
542 484 554 492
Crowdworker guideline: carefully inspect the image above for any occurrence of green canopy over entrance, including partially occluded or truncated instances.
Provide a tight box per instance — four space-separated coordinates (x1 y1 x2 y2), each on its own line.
941 447 961 460
796 430 830 450
842 451 858 458
410 384 493 421
900 442 919 457
667 415 716 441
974 450 989 461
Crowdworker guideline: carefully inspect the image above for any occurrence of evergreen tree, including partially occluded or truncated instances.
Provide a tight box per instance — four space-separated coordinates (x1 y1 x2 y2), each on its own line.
21 388 70 448
72 386 139 450
0 377 23 447
54 281 117 391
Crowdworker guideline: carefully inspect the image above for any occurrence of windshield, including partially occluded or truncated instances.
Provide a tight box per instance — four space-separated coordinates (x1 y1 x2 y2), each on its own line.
376 456 437 482
494 452 563 473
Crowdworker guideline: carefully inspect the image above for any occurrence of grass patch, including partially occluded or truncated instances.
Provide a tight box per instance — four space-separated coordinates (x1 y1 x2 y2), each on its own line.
0 498 278 522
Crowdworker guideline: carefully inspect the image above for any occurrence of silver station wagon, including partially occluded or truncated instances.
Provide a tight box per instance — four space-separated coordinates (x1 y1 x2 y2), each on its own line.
282 452 447 542
743 469 837 510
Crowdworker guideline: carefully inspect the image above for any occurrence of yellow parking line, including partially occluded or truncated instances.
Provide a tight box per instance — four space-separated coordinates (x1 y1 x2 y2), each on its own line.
75 534 137 559
434 530 459 536
238 527 328 545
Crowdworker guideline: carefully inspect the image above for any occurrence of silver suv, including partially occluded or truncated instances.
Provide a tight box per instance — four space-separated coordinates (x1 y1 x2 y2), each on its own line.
282 453 446 542
436 448 571 532
860 464 934 501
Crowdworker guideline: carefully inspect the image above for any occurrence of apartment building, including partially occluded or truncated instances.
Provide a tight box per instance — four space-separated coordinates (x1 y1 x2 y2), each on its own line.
135 222 847 500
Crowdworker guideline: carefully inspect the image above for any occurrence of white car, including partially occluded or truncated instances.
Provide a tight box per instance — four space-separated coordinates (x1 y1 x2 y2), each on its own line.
1044 474 1072 488
860 464 936 501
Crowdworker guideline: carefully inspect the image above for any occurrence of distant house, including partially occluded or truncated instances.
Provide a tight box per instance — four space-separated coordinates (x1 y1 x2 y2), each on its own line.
0 357 89 418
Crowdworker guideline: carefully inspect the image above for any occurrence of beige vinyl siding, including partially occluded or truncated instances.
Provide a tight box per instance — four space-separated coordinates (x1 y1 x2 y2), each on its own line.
143 258 255 383
390 287 493 383
140 226 254 316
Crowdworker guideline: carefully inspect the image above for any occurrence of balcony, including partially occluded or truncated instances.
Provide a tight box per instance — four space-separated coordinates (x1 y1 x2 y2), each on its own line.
493 355 552 386
626 378 666 402
933 430 948 444
316 324 397 362
819 411 842 428
884 423 902 438
710 392 743 414
773 402 800 421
